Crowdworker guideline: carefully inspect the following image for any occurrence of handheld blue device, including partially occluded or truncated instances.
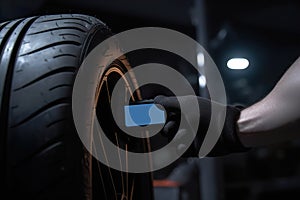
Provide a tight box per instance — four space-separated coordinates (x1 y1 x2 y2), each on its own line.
124 100 166 127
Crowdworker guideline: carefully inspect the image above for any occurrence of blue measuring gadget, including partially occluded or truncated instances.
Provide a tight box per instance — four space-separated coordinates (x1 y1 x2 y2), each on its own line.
124 100 166 127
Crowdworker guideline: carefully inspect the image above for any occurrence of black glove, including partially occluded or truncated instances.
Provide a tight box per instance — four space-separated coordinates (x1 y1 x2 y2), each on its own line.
154 95 249 157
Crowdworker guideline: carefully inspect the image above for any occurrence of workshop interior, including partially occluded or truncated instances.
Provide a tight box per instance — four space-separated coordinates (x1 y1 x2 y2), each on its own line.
0 0 300 199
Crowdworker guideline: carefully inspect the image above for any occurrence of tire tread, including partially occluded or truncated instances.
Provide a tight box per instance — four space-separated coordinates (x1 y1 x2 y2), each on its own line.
2 14 110 199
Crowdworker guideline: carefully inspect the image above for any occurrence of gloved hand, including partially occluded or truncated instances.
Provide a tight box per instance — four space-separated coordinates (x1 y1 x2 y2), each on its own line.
154 95 249 157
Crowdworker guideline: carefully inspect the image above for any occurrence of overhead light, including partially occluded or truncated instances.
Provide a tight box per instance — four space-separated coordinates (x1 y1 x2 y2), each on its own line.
197 52 205 67
227 58 249 70
198 75 206 88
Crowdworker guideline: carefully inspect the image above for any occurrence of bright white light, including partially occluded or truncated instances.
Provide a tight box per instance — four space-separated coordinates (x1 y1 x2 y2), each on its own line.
198 75 206 88
197 52 205 67
227 58 249 70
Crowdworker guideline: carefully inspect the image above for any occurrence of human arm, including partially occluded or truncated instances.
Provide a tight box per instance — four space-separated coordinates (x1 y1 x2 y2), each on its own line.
155 57 300 156
238 57 300 147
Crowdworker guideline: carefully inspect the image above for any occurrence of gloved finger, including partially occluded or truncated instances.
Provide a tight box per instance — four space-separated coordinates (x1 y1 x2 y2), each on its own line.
161 120 177 137
173 129 189 156
154 95 180 112
168 111 176 117
167 111 180 122
177 144 187 156
173 128 188 142
174 128 200 157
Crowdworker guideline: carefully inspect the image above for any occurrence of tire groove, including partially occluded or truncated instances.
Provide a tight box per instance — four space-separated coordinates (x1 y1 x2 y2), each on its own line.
13 138 64 167
0 18 24 196
46 118 67 128
19 41 81 56
53 53 77 58
27 26 86 36
59 33 81 38
0 19 23 111
0 21 10 33
11 99 70 128
32 141 63 162
49 84 73 91
14 67 76 91
1 16 38 194
37 17 92 25
64 21 88 28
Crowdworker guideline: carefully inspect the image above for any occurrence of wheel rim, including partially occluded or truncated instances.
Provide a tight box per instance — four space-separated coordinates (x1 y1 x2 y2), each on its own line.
89 57 153 200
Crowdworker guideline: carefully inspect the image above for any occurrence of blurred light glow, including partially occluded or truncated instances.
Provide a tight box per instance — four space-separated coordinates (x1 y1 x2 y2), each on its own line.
197 52 204 67
198 75 206 88
227 58 249 70
217 29 227 40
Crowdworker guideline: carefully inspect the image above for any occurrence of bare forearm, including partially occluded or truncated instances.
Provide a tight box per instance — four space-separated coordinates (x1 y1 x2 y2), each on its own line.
237 57 300 147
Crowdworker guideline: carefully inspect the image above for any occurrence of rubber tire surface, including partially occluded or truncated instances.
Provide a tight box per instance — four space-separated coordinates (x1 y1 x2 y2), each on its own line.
0 14 114 199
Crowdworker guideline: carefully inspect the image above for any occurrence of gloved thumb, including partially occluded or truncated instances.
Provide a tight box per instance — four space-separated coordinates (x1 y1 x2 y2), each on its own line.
154 95 180 112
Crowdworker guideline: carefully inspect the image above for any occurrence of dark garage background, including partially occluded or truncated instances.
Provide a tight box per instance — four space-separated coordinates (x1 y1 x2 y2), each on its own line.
1 0 300 199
